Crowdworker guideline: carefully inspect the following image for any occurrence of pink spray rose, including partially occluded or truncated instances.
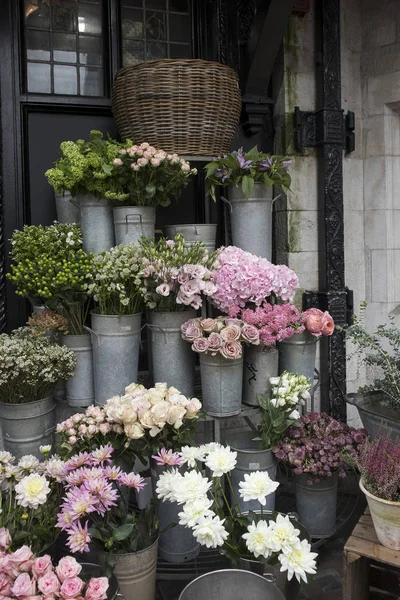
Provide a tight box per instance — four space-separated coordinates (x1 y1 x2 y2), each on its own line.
55 557 82 583
220 340 242 360
60 577 84 599
9 547 35 575
0 527 11 551
37 573 60 596
85 578 109 600
11 573 36 598
192 338 209 353
32 555 53 578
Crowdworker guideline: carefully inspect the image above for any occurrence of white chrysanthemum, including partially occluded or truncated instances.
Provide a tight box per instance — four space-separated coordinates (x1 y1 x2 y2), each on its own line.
238 471 279 506
278 538 318 583
267 514 301 553
202 442 224 454
44 456 67 482
155 469 183 502
178 497 214 528
18 455 40 470
204 446 237 477
192 515 228 548
15 473 51 508
174 470 212 505
0 451 14 465
242 520 274 559
179 446 206 468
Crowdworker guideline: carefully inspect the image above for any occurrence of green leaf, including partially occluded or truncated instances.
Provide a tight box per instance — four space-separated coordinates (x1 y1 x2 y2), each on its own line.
113 523 134 541
241 175 254 199
245 146 260 161
145 183 156 198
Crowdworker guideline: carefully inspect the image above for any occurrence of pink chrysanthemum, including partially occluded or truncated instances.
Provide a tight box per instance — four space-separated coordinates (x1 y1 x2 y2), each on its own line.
152 448 183 466
66 520 91 553
103 465 122 480
61 488 97 520
91 445 114 465
118 472 146 490
64 452 93 472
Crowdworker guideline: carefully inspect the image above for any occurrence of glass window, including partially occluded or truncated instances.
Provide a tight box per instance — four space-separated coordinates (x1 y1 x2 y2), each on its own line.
121 0 192 67
23 0 105 96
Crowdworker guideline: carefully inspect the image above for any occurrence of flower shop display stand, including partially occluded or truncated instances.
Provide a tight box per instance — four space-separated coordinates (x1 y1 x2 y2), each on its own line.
343 509 400 599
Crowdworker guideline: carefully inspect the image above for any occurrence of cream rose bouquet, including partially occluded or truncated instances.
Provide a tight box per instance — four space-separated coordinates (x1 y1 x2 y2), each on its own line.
156 443 317 584
181 316 260 359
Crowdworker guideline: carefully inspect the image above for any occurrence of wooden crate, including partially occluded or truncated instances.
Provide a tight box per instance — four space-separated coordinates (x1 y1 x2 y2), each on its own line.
343 510 400 599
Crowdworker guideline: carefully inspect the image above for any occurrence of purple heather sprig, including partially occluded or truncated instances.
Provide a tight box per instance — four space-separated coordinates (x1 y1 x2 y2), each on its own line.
356 434 400 502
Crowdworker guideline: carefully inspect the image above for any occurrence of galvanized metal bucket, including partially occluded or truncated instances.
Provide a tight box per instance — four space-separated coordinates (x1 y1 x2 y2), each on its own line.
199 353 243 417
225 431 277 512
147 310 196 397
77 194 115 254
278 331 318 382
346 391 400 440
55 191 80 224
228 183 273 260
99 539 158 600
179 569 286 600
243 345 279 407
88 312 142 406
163 224 217 252
0 396 56 459
295 472 337 538
62 334 95 408
31 303 45 315
113 205 155 245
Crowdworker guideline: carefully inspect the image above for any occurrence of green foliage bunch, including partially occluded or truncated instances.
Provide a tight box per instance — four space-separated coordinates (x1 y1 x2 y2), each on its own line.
205 146 292 201
7 223 94 334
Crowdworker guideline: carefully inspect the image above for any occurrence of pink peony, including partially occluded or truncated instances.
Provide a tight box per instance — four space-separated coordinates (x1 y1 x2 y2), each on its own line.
0 528 11 551
60 577 84 599
9 547 35 575
113 158 122 166
303 308 325 337
191 338 209 353
220 340 242 360
321 312 334 336
37 573 60 596
32 555 53 578
220 325 241 342
55 557 82 583
85 578 109 600
11 573 36 598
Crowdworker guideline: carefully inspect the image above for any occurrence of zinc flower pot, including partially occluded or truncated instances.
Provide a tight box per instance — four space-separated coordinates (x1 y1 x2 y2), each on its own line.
179 569 285 600
242 345 279 407
113 205 155 245
199 353 243 417
346 391 400 441
147 310 196 397
278 331 318 383
229 183 274 260
225 431 277 512
0 396 55 460
163 224 217 253
99 539 158 600
294 472 338 538
62 334 95 408
88 312 142 406
54 191 80 224
360 478 400 550
77 193 115 254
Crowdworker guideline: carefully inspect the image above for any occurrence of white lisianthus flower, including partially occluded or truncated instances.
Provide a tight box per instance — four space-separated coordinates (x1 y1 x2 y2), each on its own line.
15 473 51 508
267 514 301 554
39 445 52 455
204 446 237 477
278 538 318 583
192 515 228 548
289 409 300 420
155 468 183 502
18 455 40 471
269 377 280 386
242 520 274 559
179 446 207 468
178 498 214 528
238 471 280 506
174 470 212 505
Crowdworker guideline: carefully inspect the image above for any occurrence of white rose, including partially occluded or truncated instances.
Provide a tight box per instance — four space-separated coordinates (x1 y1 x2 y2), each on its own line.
166 405 186 428
124 422 145 439
185 398 202 418
151 401 170 425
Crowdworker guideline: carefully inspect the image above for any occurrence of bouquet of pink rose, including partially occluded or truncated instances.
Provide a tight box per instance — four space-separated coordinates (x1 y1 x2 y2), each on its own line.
0 550 110 600
181 316 260 359
209 246 299 315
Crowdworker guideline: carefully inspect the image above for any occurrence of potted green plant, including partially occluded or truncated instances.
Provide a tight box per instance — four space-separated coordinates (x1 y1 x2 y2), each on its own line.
45 130 128 253
205 147 291 260
0 328 75 458
85 244 147 406
345 306 400 439
109 142 197 245
8 223 95 408
139 233 216 397
273 412 367 538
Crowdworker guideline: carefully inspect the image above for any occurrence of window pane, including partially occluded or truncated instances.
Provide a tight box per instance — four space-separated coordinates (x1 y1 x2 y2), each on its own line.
145 11 166 40
80 67 103 96
122 40 144 65
79 36 103 66
27 62 51 93
169 14 190 43
121 0 142 7
169 43 191 59
51 1 77 32
54 64 77 94
25 0 50 29
53 33 77 63
121 9 144 37
78 2 102 35
147 0 166 9
169 0 189 12
26 30 50 61
146 42 166 60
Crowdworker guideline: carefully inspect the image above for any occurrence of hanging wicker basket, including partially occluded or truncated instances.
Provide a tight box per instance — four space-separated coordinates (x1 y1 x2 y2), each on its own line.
112 59 242 156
